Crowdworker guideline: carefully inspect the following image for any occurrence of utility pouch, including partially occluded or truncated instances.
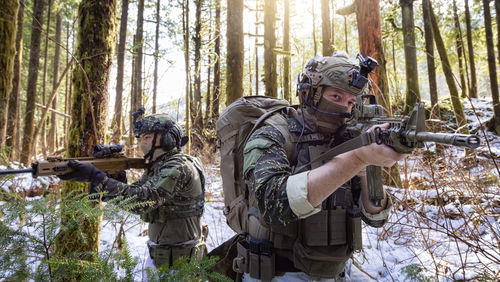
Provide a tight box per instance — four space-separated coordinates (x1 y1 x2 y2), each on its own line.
233 241 249 274
233 237 275 280
148 241 172 267
302 210 328 246
347 207 362 251
329 208 347 245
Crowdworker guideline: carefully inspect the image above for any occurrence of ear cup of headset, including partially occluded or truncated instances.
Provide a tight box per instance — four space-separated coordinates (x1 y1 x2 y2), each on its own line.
160 132 177 151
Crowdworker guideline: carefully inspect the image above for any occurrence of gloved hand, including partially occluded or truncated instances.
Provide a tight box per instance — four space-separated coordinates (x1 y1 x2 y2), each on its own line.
59 160 106 185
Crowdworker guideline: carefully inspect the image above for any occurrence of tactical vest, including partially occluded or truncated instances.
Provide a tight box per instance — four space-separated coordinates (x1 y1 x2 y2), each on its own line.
235 108 363 279
141 153 205 223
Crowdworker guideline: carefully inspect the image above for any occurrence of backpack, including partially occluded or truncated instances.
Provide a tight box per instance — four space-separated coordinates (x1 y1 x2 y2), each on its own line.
216 96 293 234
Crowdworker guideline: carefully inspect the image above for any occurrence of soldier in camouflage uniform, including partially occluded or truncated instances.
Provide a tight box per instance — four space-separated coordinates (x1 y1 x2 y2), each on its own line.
240 52 407 281
59 111 207 268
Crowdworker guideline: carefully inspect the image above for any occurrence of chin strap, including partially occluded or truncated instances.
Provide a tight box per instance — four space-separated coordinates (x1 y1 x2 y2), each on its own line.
143 132 163 163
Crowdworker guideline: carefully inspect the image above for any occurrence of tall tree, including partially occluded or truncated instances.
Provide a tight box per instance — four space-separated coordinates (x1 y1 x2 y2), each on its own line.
192 0 204 131
264 0 277 97
205 0 213 124
153 0 160 114
482 0 500 133
40 0 53 156
452 0 467 99
133 0 144 111
283 0 291 102
21 0 46 165
422 0 439 119
321 0 333 56
0 0 19 148
211 0 221 121
428 0 468 134
254 0 260 96
464 0 477 98
496 0 500 68
6 0 24 159
182 0 191 152
226 0 244 105
48 12 62 153
55 0 116 259
400 0 420 113
111 0 128 144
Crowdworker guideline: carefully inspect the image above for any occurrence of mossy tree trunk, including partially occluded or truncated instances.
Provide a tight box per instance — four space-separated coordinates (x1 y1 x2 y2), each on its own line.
482 0 500 134
428 0 468 134
283 0 291 102
111 0 128 144
193 0 204 132
211 0 221 121
226 0 244 105
422 0 439 120
464 0 478 99
21 0 45 165
400 0 421 114
55 0 116 263
6 0 23 160
321 0 333 56
264 0 277 98
452 0 468 99
182 0 191 153
40 0 53 157
0 0 19 149
48 12 62 153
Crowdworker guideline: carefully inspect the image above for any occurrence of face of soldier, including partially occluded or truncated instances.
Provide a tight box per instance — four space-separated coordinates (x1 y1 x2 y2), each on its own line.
139 132 161 157
313 86 356 134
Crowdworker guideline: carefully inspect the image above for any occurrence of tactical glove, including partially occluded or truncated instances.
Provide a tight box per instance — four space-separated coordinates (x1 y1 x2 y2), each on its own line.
59 160 106 187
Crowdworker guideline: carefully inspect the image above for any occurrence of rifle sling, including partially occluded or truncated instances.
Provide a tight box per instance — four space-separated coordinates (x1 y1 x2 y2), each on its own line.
295 131 377 173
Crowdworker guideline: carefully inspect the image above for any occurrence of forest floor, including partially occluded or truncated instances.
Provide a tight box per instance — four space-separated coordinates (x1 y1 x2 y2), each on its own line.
1 98 499 281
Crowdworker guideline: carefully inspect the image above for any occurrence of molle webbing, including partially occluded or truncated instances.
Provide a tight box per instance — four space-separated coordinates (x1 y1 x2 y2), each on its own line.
141 193 205 222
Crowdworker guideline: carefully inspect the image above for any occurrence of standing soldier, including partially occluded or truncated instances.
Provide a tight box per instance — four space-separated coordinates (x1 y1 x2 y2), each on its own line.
59 110 207 268
236 52 407 280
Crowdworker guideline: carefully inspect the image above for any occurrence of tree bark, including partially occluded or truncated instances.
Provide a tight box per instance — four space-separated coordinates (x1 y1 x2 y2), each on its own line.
48 12 62 153
496 0 500 68
482 0 500 134
283 0 291 102
254 0 259 96
321 0 333 56
422 0 439 120
464 0 478 98
400 0 420 114
153 0 160 114
4 0 22 156
429 0 468 134
452 0 467 99
193 0 204 132
212 0 221 121
55 0 116 261
226 0 244 105
40 0 53 157
134 0 144 110
111 0 128 144
264 0 277 97
21 0 45 165
182 0 191 153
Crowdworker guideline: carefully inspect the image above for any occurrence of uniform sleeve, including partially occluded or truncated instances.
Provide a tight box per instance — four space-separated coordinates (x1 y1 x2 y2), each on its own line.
92 160 195 215
243 125 301 227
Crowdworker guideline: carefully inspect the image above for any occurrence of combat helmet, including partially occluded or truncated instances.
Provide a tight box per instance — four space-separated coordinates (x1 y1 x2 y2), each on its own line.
132 108 188 161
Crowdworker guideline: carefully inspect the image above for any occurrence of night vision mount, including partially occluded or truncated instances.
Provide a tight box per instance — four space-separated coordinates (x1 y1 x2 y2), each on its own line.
350 54 378 90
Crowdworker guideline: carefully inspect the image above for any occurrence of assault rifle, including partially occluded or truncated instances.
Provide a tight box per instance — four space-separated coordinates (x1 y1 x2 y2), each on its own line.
298 94 481 206
0 144 147 178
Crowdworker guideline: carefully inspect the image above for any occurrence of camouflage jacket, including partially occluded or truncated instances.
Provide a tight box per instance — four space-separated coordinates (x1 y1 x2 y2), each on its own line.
243 112 392 228
94 150 205 245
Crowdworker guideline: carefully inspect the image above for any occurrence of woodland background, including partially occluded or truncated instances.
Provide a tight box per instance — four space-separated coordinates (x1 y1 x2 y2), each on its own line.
0 0 499 280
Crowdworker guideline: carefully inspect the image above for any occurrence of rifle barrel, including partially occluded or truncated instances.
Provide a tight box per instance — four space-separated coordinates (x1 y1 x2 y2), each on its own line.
0 168 34 176
414 132 480 149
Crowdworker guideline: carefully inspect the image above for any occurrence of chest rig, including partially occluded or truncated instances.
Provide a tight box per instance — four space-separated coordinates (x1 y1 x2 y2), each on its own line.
141 153 205 223
236 110 363 280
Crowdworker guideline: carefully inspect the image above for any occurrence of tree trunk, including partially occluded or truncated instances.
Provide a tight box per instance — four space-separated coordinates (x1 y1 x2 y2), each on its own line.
283 0 291 102
0 0 19 148
312 1 317 56
429 0 468 134
48 12 62 153
134 0 144 110
482 0 500 134
111 0 128 144
354 0 391 114
193 0 204 132
254 0 259 96
153 0 160 114
464 0 478 98
400 0 420 113
321 0 333 56
55 0 116 262
40 0 52 157
212 0 221 121
422 0 439 120
452 0 467 99
496 0 500 68
226 0 244 105
264 0 277 97
5 0 22 158
331 0 335 48
205 2 212 124
21 0 45 165
182 0 191 153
